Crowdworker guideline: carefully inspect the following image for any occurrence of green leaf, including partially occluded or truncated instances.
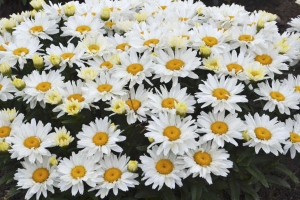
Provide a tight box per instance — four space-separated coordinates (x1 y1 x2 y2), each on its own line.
201 190 219 200
265 175 290 188
228 179 240 200
136 145 148 151
6 186 20 199
274 163 299 183
134 186 160 198
0 171 15 185
161 188 176 200
246 165 269 188
240 184 259 200
213 180 229 190
191 183 202 200
22 0 28 5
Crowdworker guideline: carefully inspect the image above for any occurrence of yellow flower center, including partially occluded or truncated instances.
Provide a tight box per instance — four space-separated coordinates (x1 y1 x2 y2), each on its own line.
30 25 43 33
61 52 75 60
67 94 85 102
160 6 167 10
155 159 174 174
165 59 184 70
238 34 254 42
36 81 52 92
92 132 108 146
178 17 188 22
116 43 131 51
13 47 29 56
71 165 86 179
161 98 178 109
127 63 144 75
97 84 112 92
125 99 141 111
213 88 230 100
24 136 41 149
269 91 285 101
226 63 244 73
0 45 6 51
290 132 300 143
0 126 11 138
254 127 271 140
202 36 218 47
163 126 181 141
76 25 91 34
210 121 228 135
100 61 113 69
104 168 122 183
143 39 159 47
0 84 2 90
105 21 116 28
255 54 273 65
88 45 100 52
194 151 212 166
32 168 49 183
294 86 300 93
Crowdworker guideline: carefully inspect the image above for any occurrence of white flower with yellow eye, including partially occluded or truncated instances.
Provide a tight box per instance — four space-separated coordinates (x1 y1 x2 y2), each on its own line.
90 154 139 198
0 74 17 101
0 108 24 142
254 80 300 115
50 126 74 147
183 142 233 184
13 13 58 41
76 66 99 81
77 117 126 160
243 61 268 82
145 112 198 156
284 115 300 159
282 74 300 95
243 113 289 156
6 119 54 163
14 156 58 200
195 73 248 114
139 145 185 190
197 111 244 147
57 151 99 196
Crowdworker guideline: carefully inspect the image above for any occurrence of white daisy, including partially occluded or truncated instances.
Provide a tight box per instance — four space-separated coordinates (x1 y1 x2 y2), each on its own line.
195 73 248 113
77 117 126 160
197 111 244 147
0 73 17 101
145 112 199 156
284 115 300 159
243 113 289 155
0 108 24 141
90 154 139 198
183 142 233 184
6 118 54 163
139 145 186 190
50 126 74 147
14 156 58 200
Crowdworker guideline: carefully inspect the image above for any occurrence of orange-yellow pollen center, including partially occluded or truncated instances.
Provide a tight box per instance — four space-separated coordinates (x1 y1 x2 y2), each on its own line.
166 59 184 70
36 81 51 92
127 63 144 75
255 54 273 65
71 165 86 178
24 136 41 149
211 121 228 135
125 99 141 111
92 132 109 146
155 159 174 174
202 36 218 47
162 98 178 109
104 168 122 183
97 84 113 92
163 126 181 141
194 151 212 166
254 127 271 140
0 126 11 138
67 94 85 102
213 88 230 100
32 168 49 183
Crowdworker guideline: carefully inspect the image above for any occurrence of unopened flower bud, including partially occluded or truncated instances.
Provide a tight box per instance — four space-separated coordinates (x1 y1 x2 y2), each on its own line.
200 45 211 57
148 137 154 143
111 99 126 114
64 3 76 17
127 160 138 172
0 141 10 152
134 12 148 22
11 78 26 90
30 0 46 11
0 62 11 76
32 55 44 69
242 130 251 142
175 102 188 117
49 54 61 67
101 7 111 21
1 18 17 33
49 157 58 166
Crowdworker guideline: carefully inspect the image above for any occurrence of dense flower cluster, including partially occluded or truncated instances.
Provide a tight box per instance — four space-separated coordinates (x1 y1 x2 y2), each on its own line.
0 0 300 199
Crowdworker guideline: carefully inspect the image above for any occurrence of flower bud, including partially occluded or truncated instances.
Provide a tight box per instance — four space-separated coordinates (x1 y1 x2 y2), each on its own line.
148 137 154 143
49 157 58 166
30 0 46 11
111 99 126 114
200 45 211 57
242 130 251 142
0 62 11 76
32 55 44 69
64 3 76 17
11 78 26 90
1 18 17 33
49 54 61 67
127 160 138 173
134 12 148 22
0 141 10 152
175 102 188 117
101 7 111 21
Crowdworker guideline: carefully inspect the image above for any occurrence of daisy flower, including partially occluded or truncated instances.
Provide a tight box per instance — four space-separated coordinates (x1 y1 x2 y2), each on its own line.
282 74 300 95
254 79 300 115
6 118 54 163
77 117 126 160
284 115 300 159
50 126 74 147
57 151 98 196
13 12 59 41
243 113 289 156
149 84 196 115
15 70 64 109
90 154 139 198
113 50 153 87
153 47 201 86
145 112 199 156
243 61 268 82
195 73 248 113
14 156 58 200
139 145 186 190
0 108 24 141
183 142 233 184
197 111 244 147
0 73 17 101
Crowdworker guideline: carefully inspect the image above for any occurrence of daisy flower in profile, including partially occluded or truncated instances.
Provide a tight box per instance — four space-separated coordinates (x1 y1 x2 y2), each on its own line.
90 154 139 198
243 113 289 156
139 145 186 190
145 112 199 156
154 47 200 86
13 12 59 41
57 151 98 196
6 118 54 163
195 73 248 113
14 156 58 200
183 142 233 184
77 117 125 160
149 84 196 115
284 115 300 159
254 79 300 114
113 50 154 87
243 61 268 82
15 70 64 109
282 74 300 95
0 73 17 101
197 111 244 147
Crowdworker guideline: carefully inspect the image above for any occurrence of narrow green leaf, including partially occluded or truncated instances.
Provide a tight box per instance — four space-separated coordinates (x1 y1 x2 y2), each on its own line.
191 183 202 200
6 186 20 199
0 171 15 185
266 175 290 188
246 165 269 188
240 184 260 200
275 163 299 183
136 145 147 151
201 190 219 200
134 186 160 198
228 179 240 200
161 188 176 200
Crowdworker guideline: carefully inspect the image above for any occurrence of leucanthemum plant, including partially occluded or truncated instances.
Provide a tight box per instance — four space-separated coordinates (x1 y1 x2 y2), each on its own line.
0 0 300 199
